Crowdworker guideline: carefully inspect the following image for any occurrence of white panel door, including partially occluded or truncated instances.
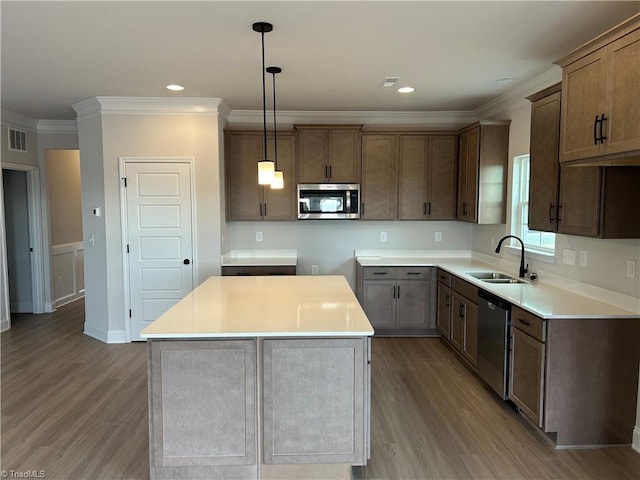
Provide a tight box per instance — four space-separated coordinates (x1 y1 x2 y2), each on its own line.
125 162 194 340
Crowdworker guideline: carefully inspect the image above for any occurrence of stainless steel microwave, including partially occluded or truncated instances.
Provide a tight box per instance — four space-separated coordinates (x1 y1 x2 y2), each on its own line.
297 184 360 219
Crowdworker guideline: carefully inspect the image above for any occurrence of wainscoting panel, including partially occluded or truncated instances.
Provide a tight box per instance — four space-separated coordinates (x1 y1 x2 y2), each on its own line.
52 242 85 307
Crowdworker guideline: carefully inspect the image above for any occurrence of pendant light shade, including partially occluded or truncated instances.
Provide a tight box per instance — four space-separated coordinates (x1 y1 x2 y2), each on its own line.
267 66 284 190
258 160 275 185
253 22 275 185
271 170 284 189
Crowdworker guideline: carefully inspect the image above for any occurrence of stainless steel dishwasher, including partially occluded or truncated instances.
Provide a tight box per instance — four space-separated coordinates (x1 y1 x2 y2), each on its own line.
477 289 512 399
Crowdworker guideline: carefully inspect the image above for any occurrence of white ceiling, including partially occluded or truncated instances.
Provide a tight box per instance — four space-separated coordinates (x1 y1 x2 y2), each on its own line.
1 1 638 121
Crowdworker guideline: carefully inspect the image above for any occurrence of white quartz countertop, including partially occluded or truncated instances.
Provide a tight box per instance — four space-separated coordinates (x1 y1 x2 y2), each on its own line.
141 275 374 339
221 249 297 267
357 255 640 319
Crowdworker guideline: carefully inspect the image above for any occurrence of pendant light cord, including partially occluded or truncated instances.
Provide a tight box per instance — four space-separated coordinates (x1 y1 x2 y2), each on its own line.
271 70 278 169
261 31 268 160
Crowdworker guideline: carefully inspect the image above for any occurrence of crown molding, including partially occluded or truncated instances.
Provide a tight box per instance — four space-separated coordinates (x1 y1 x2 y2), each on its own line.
73 97 228 121
1 109 38 131
227 109 476 127
37 120 78 134
474 66 562 119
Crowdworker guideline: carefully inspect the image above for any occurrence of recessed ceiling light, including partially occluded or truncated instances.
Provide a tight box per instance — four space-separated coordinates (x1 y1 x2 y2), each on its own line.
496 76 516 84
166 84 185 91
397 86 415 94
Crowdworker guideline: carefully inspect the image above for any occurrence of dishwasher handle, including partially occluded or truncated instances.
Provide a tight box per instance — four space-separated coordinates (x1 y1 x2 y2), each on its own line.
478 289 512 311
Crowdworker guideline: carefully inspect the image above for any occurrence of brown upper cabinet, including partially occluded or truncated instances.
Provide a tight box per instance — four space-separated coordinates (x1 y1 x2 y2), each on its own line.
295 125 362 183
360 134 399 220
225 130 297 221
555 14 640 165
527 84 640 238
457 122 510 224
398 135 458 220
527 84 562 232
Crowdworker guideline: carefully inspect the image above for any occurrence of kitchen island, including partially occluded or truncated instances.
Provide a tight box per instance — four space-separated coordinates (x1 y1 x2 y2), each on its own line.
141 275 373 480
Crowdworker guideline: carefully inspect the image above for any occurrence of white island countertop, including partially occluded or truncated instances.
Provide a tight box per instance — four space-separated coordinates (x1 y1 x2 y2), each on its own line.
357 254 640 319
141 275 374 339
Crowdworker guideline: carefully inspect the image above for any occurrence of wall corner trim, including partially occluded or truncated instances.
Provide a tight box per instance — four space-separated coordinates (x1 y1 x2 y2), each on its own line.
73 97 226 120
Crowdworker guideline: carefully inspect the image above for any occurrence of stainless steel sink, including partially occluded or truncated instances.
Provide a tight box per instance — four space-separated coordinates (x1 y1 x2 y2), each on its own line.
466 271 526 284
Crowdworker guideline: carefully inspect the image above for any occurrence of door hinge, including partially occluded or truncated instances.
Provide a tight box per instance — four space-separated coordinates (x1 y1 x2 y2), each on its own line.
122 177 127 187
129 309 132 318
126 244 130 253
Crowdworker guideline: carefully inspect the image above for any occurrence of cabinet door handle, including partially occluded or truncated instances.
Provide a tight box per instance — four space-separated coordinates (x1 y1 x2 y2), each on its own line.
462 202 468 216
549 203 555 223
557 204 563 223
594 114 600 145
392 285 396 299
397 285 400 298
329 165 332 179
259 203 263 216
518 318 531 326
599 113 607 143
428 202 431 215
445 294 450 307
423 203 427 215
263 203 267 217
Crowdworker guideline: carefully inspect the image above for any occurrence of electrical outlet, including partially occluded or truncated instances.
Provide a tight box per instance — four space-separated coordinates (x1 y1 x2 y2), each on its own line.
311 264 319 275
579 250 588 267
627 260 636 279
256 231 263 242
435 231 442 242
562 248 576 266
380 232 387 242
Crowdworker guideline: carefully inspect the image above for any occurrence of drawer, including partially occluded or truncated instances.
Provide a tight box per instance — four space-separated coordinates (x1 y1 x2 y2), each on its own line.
437 269 451 286
451 276 477 303
511 306 546 342
362 266 430 280
221 265 297 276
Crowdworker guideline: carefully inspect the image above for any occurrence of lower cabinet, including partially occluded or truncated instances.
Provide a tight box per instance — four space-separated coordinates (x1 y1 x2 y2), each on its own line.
508 306 640 447
356 266 437 336
262 338 369 464
509 306 546 427
436 270 452 339
449 277 478 367
148 337 370 479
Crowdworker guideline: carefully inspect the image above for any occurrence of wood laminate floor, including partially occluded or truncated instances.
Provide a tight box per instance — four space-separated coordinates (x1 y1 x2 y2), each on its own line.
1 300 639 479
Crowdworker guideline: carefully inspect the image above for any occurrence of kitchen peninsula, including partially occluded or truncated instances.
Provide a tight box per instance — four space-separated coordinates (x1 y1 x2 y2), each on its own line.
141 275 373 480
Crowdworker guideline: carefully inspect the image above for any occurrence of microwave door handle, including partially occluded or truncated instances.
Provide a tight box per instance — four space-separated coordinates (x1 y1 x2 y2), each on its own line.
346 191 351 212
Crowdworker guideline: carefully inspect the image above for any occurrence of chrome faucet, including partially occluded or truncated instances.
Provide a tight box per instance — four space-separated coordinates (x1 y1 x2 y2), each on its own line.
495 235 528 278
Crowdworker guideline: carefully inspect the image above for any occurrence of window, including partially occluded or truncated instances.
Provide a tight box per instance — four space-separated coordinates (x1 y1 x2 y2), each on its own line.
511 154 555 253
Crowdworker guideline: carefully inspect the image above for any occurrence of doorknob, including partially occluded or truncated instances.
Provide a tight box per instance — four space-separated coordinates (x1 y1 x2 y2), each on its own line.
183 259 190 265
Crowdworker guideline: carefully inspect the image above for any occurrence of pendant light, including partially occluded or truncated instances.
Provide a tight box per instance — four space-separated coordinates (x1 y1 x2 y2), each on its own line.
267 66 284 190
253 21 275 185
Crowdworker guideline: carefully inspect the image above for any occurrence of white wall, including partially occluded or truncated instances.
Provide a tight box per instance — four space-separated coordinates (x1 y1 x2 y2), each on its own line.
75 98 224 342
228 221 473 289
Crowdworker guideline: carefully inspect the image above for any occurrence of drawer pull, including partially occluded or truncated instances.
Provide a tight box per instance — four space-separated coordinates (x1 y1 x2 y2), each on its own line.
518 318 531 326
373 272 388 275
407 272 422 275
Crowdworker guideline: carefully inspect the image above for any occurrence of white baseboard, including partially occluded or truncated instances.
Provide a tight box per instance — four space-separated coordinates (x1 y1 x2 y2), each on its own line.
1 317 10 332
107 329 127 344
84 325 128 344
45 301 56 313
633 426 640 453
83 324 108 343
